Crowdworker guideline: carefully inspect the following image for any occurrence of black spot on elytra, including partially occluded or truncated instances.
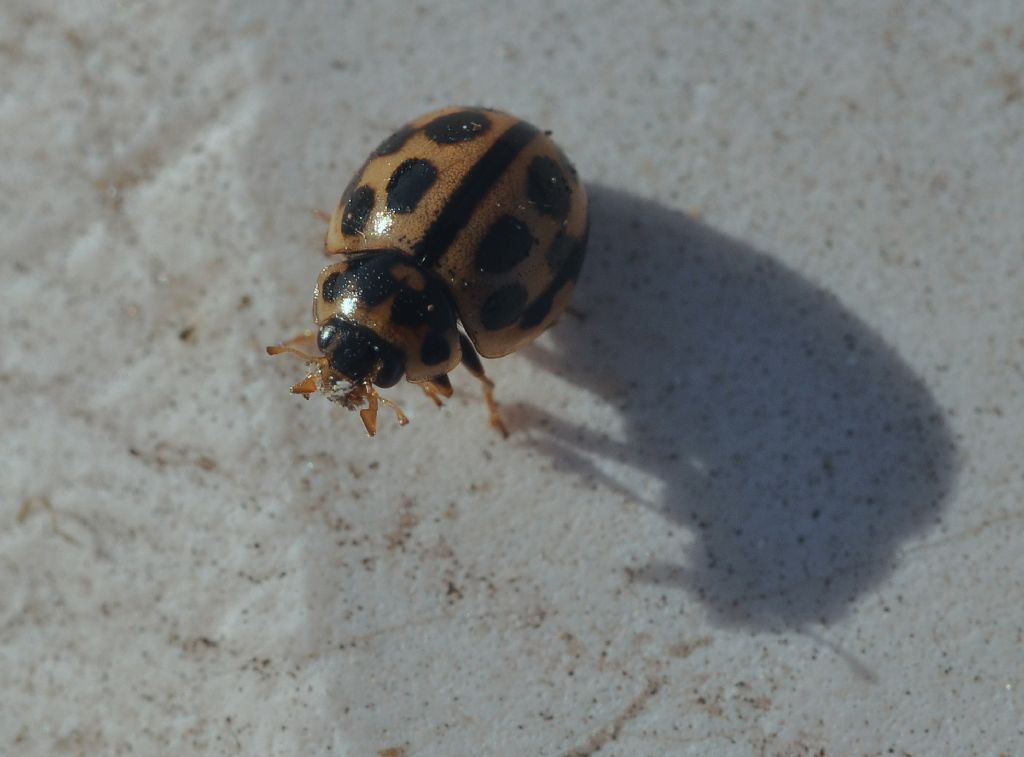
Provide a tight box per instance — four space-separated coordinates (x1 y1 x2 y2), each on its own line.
373 124 416 156
386 158 438 213
424 110 491 144
475 215 535 274
544 234 574 273
337 162 366 214
342 185 374 235
518 289 555 331
555 146 579 180
321 271 342 303
420 332 451 366
527 156 571 221
519 234 587 330
415 121 538 267
481 283 529 330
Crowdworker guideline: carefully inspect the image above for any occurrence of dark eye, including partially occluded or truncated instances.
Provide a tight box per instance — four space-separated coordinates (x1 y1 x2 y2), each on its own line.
317 320 340 352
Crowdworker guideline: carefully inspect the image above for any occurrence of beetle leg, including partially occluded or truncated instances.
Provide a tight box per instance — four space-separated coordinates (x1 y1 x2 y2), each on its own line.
358 388 379 436
458 333 509 438
266 331 321 361
377 390 409 427
267 333 328 398
289 373 320 398
358 384 408 436
420 375 454 407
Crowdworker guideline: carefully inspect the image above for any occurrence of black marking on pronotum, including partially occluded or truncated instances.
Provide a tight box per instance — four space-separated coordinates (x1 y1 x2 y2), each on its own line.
415 120 539 267
386 158 438 214
475 215 535 274
390 287 431 327
389 274 456 331
330 250 406 307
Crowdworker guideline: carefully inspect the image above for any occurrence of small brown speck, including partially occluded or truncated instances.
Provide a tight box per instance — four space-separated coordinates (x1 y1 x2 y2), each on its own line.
997 70 1023 104
668 636 713 659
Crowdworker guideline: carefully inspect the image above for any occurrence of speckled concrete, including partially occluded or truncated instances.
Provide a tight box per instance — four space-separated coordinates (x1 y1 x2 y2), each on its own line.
2 1 1022 754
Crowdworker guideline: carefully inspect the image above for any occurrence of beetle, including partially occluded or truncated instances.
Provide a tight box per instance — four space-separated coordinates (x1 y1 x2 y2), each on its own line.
268 107 588 436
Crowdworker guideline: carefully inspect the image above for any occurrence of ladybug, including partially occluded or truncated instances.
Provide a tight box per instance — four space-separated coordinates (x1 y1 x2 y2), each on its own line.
267 107 588 436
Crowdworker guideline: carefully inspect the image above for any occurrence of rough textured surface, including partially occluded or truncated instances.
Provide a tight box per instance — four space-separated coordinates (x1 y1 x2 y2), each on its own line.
2 1 1022 755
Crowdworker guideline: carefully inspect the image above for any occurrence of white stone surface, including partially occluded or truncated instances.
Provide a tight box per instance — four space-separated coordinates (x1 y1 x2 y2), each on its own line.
2 1 1022 754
